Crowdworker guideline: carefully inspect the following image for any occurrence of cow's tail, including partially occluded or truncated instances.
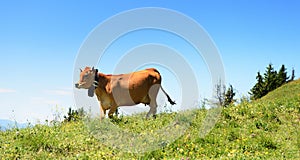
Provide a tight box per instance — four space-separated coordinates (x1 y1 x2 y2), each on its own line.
160 86 176 105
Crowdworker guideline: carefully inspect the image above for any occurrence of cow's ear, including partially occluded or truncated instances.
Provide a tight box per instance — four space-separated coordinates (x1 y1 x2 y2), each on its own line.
88 86 95 97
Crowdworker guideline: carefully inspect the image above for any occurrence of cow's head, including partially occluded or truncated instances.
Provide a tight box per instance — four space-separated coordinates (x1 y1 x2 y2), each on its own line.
75 66 97 89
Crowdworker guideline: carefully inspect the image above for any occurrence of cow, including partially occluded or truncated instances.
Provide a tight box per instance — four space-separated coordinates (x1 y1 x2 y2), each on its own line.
75 67 176 119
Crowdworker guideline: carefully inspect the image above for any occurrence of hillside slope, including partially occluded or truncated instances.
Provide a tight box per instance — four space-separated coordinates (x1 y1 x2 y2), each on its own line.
261 78 300 102
0 80 299 159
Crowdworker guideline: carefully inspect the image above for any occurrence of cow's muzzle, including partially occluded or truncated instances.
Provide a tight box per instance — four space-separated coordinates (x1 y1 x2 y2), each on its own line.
75 83 80 88
75 82 90 89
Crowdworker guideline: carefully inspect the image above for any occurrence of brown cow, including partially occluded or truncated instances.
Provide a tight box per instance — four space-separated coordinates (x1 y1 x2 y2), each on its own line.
75 67 176 119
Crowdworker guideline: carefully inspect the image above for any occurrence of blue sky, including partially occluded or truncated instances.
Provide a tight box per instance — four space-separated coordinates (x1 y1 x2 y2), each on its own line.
0 0 299 123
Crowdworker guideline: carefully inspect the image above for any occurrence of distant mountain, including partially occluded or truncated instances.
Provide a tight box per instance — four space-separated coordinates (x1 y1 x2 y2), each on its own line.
0 119 28 131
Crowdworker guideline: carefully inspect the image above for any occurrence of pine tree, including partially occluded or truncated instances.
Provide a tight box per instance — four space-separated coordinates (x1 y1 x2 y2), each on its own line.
289 67 295 82
214 80 236 107
264 64 278 92
250 63 293 100
224 84 236 107
277 65 289 87
249 72 265 100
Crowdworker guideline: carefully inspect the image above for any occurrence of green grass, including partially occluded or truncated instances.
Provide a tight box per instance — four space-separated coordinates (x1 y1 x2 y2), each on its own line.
1 79 299 159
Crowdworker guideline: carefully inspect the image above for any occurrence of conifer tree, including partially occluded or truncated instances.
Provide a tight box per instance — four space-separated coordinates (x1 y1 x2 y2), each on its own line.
214 81 236 107
264 64 277 92
224 84 235 107
289 67 295 82
277 64 289 87
250 63 293 100
249 72 265 100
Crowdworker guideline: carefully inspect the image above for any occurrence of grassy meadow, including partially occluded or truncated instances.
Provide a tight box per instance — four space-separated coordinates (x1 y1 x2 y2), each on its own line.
0 79 299 159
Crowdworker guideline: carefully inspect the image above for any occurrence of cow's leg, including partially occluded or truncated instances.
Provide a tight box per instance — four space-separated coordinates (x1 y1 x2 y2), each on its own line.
147 84 160 119
147 102 157 119
108 105 118 119
99 105 106 120
115 108 119 116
